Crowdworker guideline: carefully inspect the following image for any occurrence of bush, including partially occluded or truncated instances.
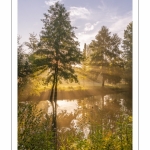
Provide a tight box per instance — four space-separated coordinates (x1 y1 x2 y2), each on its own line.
18 102 54 150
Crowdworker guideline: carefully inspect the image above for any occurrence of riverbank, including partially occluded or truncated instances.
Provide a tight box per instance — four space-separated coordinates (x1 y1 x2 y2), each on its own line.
19 85 131 102
18 69 131 102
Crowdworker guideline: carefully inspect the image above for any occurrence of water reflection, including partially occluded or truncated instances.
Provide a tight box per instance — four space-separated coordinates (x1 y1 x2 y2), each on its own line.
36 91 132 138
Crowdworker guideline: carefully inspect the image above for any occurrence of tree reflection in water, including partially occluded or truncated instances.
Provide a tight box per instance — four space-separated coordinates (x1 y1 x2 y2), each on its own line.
37 91 132 139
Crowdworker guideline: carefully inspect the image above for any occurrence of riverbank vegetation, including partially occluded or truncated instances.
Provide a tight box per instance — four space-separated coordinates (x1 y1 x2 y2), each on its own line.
18 100 132 150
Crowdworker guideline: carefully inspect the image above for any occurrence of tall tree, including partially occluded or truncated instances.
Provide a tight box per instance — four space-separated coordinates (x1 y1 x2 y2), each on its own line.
39 2 82 85
35 2 82 149
122 22 132 88
89 26 123 87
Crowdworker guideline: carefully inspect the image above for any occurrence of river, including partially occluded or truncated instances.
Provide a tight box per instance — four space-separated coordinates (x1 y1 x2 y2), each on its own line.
35 90 132 138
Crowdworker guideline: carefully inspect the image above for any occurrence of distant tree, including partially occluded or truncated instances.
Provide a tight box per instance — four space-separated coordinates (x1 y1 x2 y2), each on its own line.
18 36 31 87
122 22 132 88
89 26 123 87
83 43 87 59
25 33 39 53
18 35 24 79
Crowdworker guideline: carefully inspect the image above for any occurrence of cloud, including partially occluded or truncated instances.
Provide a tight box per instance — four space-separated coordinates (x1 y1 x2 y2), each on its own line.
85 23 94 31
76 11 132 51
84 21 99 31
45 0 62 6
69 7 91 20
98 0 106 11
96 0 119 23
44 0 132 51
109 12 132 39
76 31 98 50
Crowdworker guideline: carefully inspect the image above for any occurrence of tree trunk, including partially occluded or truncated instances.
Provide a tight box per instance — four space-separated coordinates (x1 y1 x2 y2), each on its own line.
53 65 58 150
101 95 104 109
49 65 58 150
50 79 55 113
102 76 105 87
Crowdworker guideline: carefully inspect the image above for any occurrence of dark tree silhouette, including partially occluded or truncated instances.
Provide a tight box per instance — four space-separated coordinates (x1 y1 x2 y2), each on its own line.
29 2 83 149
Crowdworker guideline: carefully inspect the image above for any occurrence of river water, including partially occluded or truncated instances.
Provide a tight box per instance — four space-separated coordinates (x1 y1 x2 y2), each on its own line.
36 91 132 138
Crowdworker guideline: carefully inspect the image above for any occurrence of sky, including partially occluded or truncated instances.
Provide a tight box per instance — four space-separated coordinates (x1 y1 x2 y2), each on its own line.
18 0 132 52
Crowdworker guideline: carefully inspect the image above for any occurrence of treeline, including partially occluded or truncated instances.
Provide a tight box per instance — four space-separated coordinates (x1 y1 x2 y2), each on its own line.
18 2 132 149
18 2 132 97
82 22 132 88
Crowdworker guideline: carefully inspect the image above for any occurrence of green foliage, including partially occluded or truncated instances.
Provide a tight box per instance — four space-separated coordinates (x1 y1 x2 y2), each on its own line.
89 114 132 150
25 33 39 53
18 36 48 100
18 36 32 88
36 2 83 85
18 36 24 78
18 99 132 150
87 26 123 86
18 2 132 149
18 36 27 78
122 22 132 87
56 94 132 150
57 114 132 150
18 102 54 150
